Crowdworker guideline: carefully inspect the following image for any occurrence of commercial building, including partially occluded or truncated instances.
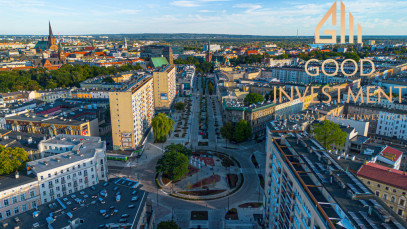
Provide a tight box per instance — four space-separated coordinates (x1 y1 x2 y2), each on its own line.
153 64 176 111
357 162 407 221
109 76 154 150
27 134 108 204
4 114 99 137
176 65 196 97
263 126 407 229
0 172 41 222
0 178 154 229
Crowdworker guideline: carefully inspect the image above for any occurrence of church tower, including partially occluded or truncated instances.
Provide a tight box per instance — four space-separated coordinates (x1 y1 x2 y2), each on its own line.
48 21 58 51
58 43 66 64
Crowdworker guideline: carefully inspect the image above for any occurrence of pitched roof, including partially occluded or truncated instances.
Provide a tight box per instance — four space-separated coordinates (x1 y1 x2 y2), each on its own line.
379 146 403 162
357 162 407 190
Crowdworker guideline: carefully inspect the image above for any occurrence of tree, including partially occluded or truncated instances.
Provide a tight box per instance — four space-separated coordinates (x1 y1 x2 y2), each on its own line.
233 120 252 142
0 146 29 175
174 102 186 111
208 82 214 95
152 113 174 143
165 143 192 156
157 220 180 229
220 121 234 141
102 77 115 83
311 120 347 151
265 88 280 102
243 93 264 106
156 150 189 181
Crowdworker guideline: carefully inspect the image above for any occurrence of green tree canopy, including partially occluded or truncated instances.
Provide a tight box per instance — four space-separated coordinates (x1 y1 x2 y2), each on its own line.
174 102 186 111
152 113 174 143
220 121 234 141
233 120 252 142
208 82 214 95
0 63 143 93
0 146 29 175
165 143 192 156
102 77 115 83
157 220 181 229
311 120 347 151
156 150 189 181
244 93 264 106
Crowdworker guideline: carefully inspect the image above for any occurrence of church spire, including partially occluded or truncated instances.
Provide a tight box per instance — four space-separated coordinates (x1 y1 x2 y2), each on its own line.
49 21 53 38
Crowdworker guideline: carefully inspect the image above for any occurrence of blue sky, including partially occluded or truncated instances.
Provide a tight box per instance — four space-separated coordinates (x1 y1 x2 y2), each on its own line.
1 0 407 35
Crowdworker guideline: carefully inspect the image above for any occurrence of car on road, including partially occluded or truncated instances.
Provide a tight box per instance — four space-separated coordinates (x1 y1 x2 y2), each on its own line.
127 204 135 208
119 218 128 223
121 214 129 218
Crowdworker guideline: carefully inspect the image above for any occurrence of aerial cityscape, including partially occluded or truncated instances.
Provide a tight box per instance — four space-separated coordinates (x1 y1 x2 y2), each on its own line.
1 1 407 229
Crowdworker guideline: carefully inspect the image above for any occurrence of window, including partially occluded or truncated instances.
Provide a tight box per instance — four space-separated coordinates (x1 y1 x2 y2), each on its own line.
385 187 389 190
22 204 27 212
377 184 381 188
30 190 35 198
12 196 17 204
5 210 11 217
400 199 405 206
4 199 9 207
0 213 2 220
367 181 370 185
391 196 396 203
393 189 397 193
48 174 51 178
376 191 380 196
44 198 47 203
14 207 19 214
20 194 25 201
398 209 403 216
31 201 37 208
383 194 388 200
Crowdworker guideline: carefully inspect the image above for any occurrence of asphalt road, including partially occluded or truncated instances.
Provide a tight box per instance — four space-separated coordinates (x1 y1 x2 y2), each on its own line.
108 75 266 221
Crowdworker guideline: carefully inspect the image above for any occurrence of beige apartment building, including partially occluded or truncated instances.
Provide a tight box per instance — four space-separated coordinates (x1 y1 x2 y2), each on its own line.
0 172 41 221
153 64 176 111
109 76 154 150
357 162 407 221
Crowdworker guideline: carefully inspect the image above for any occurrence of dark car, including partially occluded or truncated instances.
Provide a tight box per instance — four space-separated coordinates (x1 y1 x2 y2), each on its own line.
119 218 128 223
121 214 130 218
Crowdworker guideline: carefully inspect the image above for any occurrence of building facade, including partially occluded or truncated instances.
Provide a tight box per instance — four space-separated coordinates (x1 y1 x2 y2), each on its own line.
27 135 108 204
357 162 407 221
263 125 407 229
109 76 154 150
153 64 176 111
0 173 41 221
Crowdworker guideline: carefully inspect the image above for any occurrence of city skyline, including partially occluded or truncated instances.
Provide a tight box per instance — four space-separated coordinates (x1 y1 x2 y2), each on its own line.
1 0 407 36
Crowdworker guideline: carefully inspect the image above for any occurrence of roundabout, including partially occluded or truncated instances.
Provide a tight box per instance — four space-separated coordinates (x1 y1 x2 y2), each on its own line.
156 151 244 201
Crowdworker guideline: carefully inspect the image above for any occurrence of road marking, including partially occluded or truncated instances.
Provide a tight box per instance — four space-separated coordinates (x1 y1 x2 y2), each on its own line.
149 143 162 150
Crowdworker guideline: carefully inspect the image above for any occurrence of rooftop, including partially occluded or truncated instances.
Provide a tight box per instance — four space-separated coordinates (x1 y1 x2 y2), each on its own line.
271 132 407 229
0 178 149 229
357 162 407 190
0 172 37 193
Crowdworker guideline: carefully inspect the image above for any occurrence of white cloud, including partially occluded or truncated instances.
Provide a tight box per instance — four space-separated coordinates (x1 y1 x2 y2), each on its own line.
199 10 215 13
171 1 200 7
118 9 140 15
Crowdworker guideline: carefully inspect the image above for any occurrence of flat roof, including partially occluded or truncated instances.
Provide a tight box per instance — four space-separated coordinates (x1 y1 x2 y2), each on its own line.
0 178 147 229
271 133 407 228
0 172 37 193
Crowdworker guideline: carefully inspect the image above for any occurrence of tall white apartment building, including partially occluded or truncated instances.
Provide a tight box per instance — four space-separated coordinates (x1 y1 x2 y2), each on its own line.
263 123 407 229
376 111 407 140
27 134 107 203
